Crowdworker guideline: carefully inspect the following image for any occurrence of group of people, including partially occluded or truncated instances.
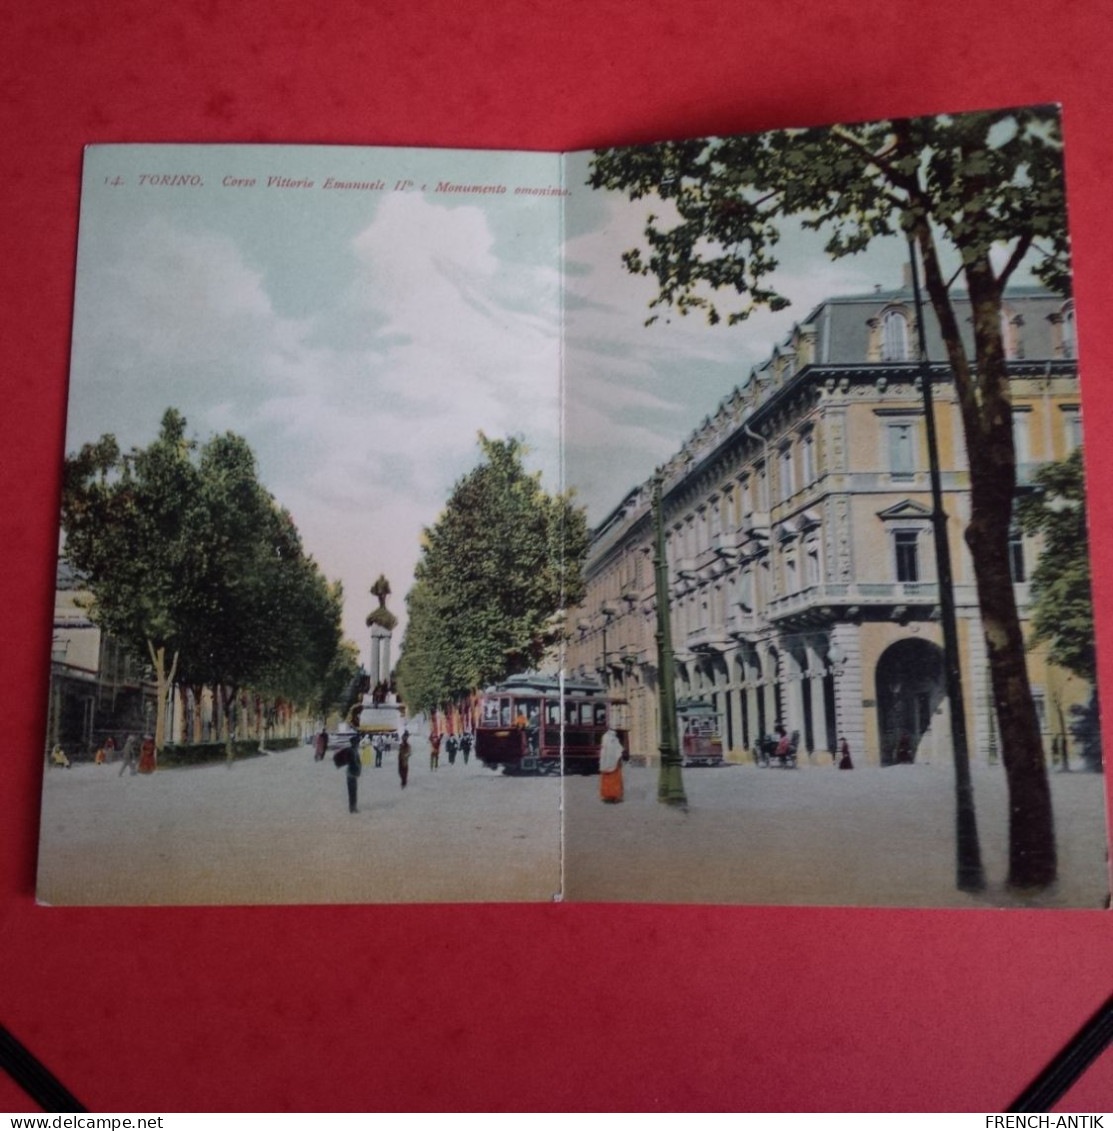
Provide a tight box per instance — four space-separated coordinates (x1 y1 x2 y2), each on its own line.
49 734 157 774
427 731 472 770
331 725 489 813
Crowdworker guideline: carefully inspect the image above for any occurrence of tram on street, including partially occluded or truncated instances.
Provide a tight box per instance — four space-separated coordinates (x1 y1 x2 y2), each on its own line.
475 673 628 774
678 699 725 767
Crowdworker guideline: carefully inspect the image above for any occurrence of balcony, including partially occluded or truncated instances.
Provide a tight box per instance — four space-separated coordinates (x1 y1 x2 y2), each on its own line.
675 556 698 580
711 529 745 560
765 581 941 624
726 608 759 639
686 623 733 654
741 511 770 537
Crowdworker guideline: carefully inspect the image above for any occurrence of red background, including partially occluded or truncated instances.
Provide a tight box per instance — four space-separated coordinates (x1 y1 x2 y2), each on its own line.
2 0 1111 1113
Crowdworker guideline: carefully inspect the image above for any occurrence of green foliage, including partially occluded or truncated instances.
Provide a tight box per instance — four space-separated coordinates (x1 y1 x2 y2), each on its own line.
1017 449 1095 683
62 409 348 721
396 435 588 713
315 640 362 717
589 107 1070 327
158 739 267 767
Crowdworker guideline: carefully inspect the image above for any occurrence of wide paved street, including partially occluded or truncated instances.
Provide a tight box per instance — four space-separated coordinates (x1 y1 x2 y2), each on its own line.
36 740 1108 908
563 758 1109 908
37 739 561 905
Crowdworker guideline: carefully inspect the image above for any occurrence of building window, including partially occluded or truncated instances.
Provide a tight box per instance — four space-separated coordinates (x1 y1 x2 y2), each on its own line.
739 569 754 612
755 462 769 511
888 422 916 479
894 530 920 582
1012 407 1031 470
1009 526 1026 583
785 553 798 594
1062 406 1083 452
780 444 795 501
881 310 910 361
1061 302 1076 359
801 431 816 485
805 540 821 587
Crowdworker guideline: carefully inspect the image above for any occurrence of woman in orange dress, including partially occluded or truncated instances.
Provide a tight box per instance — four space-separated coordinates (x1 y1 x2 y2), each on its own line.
599 727 625 803
137 735 157 774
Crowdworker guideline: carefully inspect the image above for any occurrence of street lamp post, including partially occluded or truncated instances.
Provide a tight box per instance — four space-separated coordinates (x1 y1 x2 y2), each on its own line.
907 235 985 892
652 473 688 807
598 602 617 691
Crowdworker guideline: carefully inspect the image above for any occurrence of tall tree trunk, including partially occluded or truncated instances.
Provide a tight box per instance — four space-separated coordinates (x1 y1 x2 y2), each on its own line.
916 230 1057 887
965 266 1056 887
190 684 205 743
146 641 178 753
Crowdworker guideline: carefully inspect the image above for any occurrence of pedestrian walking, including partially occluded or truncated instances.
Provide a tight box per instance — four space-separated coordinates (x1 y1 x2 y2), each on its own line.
838 736 854 770
137 735 157 774
314 728 328 762
599 726 626 804
460 732 471 765
49 744 71 769
429 731 441 771
446 734 458 766
373 736 384 767
344 734 361 813
398 734 411 789
118 734 139 777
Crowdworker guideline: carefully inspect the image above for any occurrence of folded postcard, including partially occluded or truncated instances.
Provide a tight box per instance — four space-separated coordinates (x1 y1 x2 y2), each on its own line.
39 107 1109 907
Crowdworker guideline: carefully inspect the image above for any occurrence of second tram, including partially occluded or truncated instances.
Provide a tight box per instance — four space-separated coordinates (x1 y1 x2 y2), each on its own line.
678 699 725 767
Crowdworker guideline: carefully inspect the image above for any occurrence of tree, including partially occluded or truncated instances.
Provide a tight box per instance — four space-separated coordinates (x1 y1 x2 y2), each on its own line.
590 107 1069 887
1017 449 1094 684
62 409 347 752
313 639 362 720
396 435 589 714
62 409 200 750
1017 449 1101 770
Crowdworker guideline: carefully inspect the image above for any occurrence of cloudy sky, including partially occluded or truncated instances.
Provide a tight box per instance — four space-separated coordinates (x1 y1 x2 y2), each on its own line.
67 136 1045 660
70 144 565 656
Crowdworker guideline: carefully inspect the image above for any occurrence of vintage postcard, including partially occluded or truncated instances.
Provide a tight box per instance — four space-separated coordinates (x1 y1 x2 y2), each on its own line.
39 109 1109 907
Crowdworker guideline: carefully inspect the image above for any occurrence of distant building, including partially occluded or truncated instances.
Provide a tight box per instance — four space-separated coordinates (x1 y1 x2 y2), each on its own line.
566 285 1086 766
48 559 156 757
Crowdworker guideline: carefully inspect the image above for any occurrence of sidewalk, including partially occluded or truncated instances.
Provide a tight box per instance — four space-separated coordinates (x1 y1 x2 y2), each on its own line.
562 760 1110 908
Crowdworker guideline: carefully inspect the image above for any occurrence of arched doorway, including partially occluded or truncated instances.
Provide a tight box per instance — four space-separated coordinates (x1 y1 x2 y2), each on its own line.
875 638 945 765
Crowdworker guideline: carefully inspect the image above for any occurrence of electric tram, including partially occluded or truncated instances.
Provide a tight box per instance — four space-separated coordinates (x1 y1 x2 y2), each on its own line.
678 699 725 767
474 673 627 774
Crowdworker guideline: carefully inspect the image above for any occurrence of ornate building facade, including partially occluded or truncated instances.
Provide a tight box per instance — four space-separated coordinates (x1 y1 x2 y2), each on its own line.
566 284 1086 766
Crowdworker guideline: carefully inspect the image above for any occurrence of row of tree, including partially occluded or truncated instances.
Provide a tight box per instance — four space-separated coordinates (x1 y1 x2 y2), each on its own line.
395 435 588 715
61 408 356 750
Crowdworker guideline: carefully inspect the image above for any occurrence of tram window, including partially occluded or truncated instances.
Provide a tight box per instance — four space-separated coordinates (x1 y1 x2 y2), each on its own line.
593 703 607 727
566 701 593 727
545 701 561 726
499 700 512 726
482 700 500 725
513 699 534 726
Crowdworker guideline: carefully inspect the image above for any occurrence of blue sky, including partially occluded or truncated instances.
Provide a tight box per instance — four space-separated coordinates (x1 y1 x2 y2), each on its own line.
66 134 1051 661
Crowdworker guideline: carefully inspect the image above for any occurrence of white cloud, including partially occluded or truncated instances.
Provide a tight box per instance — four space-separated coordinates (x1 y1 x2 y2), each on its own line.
68 193 562 654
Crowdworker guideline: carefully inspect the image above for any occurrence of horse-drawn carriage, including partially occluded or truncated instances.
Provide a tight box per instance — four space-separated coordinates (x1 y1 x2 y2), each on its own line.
755 728 800 768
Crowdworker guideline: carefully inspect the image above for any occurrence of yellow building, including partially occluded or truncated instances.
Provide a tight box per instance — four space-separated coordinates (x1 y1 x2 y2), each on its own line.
566 285 1086 767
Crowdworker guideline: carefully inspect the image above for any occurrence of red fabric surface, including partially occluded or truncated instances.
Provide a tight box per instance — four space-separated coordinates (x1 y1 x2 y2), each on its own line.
2 0 1111 1112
